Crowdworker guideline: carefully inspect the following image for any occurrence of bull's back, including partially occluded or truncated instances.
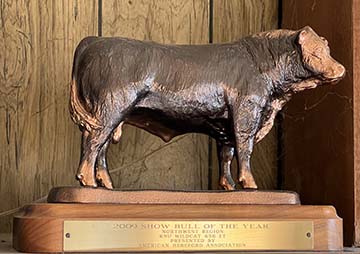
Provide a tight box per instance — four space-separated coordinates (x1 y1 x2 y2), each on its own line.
74 37 243 83
71 36 259 120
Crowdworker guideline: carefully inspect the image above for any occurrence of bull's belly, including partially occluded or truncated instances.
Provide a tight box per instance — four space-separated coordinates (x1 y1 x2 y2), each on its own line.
136 87 228 118
124 107 233 143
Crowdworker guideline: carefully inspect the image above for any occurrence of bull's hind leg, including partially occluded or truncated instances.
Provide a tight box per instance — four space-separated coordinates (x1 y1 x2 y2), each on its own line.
80 84 147 188
95 122 124 189
217 141 236 190
95 139 113 189
76 127 112 187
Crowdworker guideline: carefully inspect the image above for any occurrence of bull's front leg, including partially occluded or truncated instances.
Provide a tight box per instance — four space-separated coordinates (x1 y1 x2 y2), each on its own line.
217 141 236 190
232 99 261 189
236 136 257 189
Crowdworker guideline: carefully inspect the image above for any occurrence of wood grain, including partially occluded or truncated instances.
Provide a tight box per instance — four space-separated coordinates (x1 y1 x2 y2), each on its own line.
101 0 210 190
0 0 98 232
281 0 353 246
47 187 300 205
354 0 360 247
13 203 343 252
211 0 279 189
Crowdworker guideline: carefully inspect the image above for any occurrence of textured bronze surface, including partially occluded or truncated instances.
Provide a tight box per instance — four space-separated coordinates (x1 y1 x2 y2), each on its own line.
70 26 345 190
47 187 300 205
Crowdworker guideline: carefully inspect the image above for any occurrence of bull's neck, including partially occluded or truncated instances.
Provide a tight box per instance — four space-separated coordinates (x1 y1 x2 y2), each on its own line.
266 45 312 96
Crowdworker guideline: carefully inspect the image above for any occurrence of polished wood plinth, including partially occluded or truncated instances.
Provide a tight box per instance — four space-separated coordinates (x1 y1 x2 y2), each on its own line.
47 186 300 204
13 188 343 252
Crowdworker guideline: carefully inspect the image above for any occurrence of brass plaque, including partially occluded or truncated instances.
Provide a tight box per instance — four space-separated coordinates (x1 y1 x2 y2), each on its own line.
63 220 313 252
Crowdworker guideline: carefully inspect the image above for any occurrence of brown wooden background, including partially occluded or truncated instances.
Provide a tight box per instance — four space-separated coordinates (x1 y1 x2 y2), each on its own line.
0 0 278 233
0 0 360 246
281 0 358 246
2 0 358 247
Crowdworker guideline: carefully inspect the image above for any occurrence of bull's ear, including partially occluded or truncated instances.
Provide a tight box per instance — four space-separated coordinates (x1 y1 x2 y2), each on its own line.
298 26 313 45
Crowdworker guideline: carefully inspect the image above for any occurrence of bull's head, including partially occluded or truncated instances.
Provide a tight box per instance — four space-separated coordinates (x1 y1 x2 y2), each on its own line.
292 26 345 92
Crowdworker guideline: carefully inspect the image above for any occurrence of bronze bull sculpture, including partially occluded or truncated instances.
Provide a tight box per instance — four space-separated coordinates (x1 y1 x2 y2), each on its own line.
70 26 345 190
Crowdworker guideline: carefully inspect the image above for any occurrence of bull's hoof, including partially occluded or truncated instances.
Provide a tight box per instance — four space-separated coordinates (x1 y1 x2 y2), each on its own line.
239 174 258 189
219 176 236 190
223 184 236 191
76 173 98 188
96 170 114 189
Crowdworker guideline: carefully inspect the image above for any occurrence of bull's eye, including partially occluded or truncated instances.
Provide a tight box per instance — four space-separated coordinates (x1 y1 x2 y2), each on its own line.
320 37 329 46
310 54 321 61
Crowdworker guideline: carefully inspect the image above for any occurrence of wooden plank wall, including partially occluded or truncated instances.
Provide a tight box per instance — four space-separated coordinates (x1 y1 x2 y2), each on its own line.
354 0 360 246
0 0 279 233
0 0 98 232
281 0 354 246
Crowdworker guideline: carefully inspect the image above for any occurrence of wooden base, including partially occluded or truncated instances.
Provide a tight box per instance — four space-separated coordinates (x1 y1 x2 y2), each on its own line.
13 190 343 252
47 186 300 204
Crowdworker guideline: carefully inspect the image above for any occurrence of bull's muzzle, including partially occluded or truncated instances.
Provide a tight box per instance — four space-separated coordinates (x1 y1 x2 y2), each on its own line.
323 61 346 83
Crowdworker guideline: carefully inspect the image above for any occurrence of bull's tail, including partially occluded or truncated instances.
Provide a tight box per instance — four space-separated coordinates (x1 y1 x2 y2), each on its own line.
69 78 102 132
